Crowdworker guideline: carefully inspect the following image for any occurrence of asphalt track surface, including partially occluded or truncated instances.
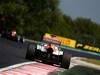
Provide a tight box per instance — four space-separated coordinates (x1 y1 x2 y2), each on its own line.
0 38 100 69
0 38 62 75
0 38 29 68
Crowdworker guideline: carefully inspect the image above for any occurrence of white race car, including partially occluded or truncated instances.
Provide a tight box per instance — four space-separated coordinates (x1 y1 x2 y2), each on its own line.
25 42 72 69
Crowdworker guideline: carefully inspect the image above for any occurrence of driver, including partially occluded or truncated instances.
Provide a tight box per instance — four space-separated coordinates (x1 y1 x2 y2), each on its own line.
44 42 58 59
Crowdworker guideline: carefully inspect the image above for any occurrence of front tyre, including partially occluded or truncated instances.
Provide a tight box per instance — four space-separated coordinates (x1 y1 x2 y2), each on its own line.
61 50 71 69
25 44 36 60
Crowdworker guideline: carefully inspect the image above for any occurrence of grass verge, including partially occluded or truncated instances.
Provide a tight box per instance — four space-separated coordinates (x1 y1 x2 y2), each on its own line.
81 58 100 65
60 66 100 75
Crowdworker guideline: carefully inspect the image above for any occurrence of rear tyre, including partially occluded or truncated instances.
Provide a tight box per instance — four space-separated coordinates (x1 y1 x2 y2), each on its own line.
25 44 36 60
61 50 71 69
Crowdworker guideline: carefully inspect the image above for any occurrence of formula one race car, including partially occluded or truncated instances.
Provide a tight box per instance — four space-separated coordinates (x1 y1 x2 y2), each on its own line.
25 42 72 69
1 30 25 43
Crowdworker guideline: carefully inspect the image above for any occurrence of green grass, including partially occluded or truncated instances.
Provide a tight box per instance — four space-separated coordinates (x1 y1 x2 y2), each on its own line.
81 58 100 65
60 66 100 75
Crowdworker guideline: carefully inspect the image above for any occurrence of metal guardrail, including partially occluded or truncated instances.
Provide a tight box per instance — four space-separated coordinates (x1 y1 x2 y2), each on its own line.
60 46 100 56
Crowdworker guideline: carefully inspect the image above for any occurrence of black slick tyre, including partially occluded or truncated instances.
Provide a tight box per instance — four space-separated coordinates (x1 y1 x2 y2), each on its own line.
61 50 71 69
25 44 36 60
